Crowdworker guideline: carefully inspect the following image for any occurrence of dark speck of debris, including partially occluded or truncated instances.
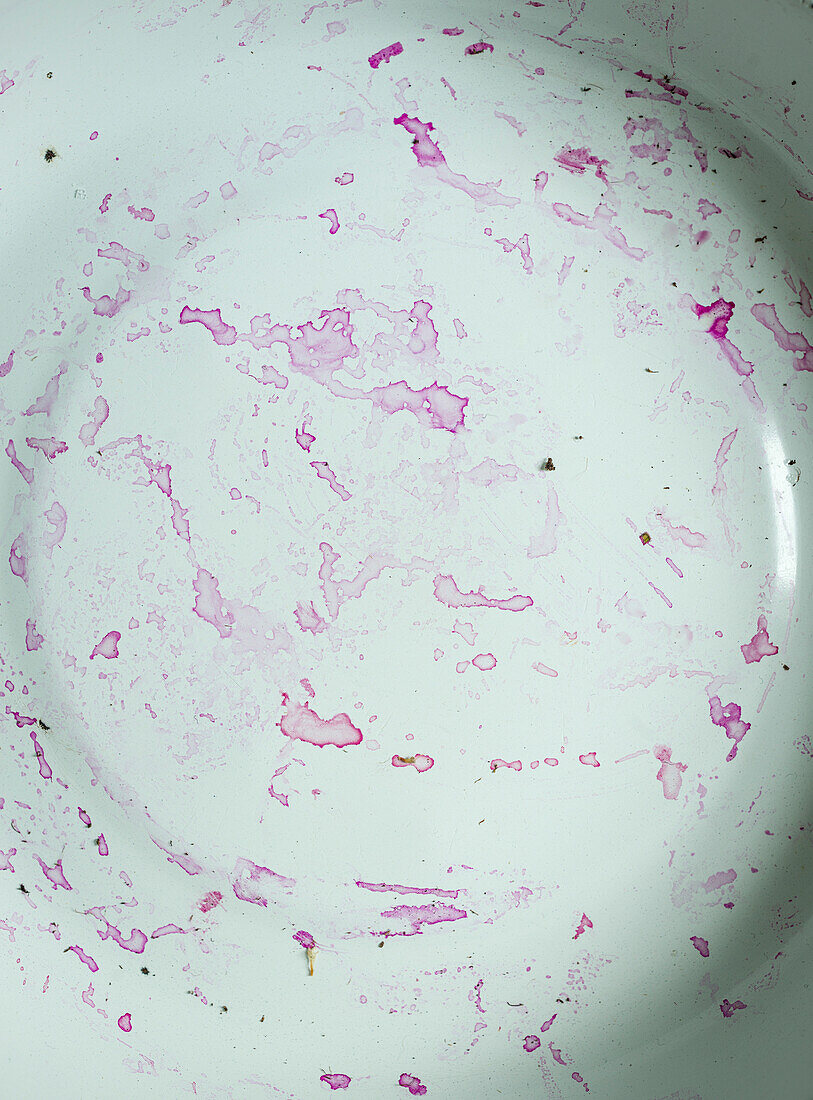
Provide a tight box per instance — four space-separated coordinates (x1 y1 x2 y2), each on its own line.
19 884 28 893
220 1006 228 1013
788 458 796 465
38 719 50 731
539 457 555 471
44 149 57 163
46 71 53 78
260 1015 265 1023
645 368 658 373
639 532 651 545
573 435 583 440
783 664 790 670
141 967 149 974
378 941 385 948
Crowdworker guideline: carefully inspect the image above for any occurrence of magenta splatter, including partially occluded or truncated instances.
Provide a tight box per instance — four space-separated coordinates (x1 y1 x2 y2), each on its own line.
220 180 237 200
25 436 68 460
398 1073 428 1095
232 858 295 907
654 745 687 800
81 285 131 317
367 380 467 432
688 298 762 411
573 913 593 940
151 924 188 939
549 1043 567 1066
35 856 72 890
720 999 746 1018
709 696 751 761
442 27 464 35
179 306 237 345
690 935 710 957
97 240 149 272
79 396 110 446
394 113 519 209
494 232 533 273
90 630 121 660
295 416 316 451
25 619 43 651
293 930 316 950
623 116 672 162
117 1012 132 1032
433 574 532 611
378 903 467 936
751 303 813 372
472 653 497 671
335 171 353 185
554 145 608 182
127 204 154 221
78 808 91 827
369 41 403 68
30 730 52 779
578 752 600 767
523 1035 541 1052
490 759 522 772
698 198 721 220
97 834 108 856
658 516 707 549
320 1075 351 1090
540 1013 557 1032
6 440 34 483
68 945 99 972
318 208 340 234
392 754 435 772
199 890 223 913
464 41 494 55
279 693 363 748
99 193 111 213
741 614 778 664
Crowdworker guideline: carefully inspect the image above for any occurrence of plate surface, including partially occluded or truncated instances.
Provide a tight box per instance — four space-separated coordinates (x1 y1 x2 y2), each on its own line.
1 1 812 1097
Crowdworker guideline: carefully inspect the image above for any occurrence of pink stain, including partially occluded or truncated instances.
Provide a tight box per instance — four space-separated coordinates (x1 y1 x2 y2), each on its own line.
68 945 99 972
490 759 522 772
554 145 609 182
720 999 746 1018
318 208 340 234
117 1012 132 1032
398 1073 428 1095
179 306 237 345
433 574 532 611
294 601 327 634
320 1075 351 1090
391 753 435 772
231 858 295 908
741 614 778 663
523 1035 541 1052
335 172 354 185
127 204 154 221
198 890 223 913
90 630 121 660
151 924 188 938
540 1013 557 1032
6 440 34 484
379 903 467 937
279 693 363 748
702 869 737 892
552 201 647 260
310 460 350 499
689 298 763 411
578 752 600 767
472 653 497 671
97 834 108 856
573 913 593 940
25 619 44 651
394 113 518 209
355 881 459 898
81 285 131 317
220 180 237 200
690 935 710 957
464 41 494 54
654 745 687 800
35 856 71 890
30 730 52 779
544 757 559 767
369 41 403 68
26 437 68 460
87 909 148 954
0 848 16 872
293 930 316 949
709 696 751 761
79 396 110 446
751 303 813 372
549 1043 567 1066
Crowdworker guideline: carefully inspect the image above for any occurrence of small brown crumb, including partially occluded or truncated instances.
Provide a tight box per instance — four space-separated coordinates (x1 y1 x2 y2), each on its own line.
307 945 316 975
141 967 149 974
396 755 416 764
639 532 651 545
539 457 555 471
44 148 57 163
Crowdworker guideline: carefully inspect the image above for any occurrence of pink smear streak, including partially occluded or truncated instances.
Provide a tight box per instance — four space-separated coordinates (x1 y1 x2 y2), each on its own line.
658 515 708 549
24 363 65 416
79 397 109 446
654 745 687 799
552 202 647 260
378 903 467 936
43 502 67 556
117 1012 132 1032
532 662 558 677
151 924 189 938
0 350 13 377
90 630 120 659
293 930 316 949
751 302 813 372
25 619 43 651
87 909 148 953
356 881 459 898
6 440 34 483
523 1036 541 1052
279 693 362 748
394 113 519 209
179 306 237 345
232 857 295 907
30 730 52 779
433 574 532 611
490 758 522 772
81 285 131 317
573 913 593 940
310 460 350 499
294 601 327 634
464 41 494 55
318 208 340 234
391 754 434 772
369 41 403 68
199 890 223 913
689 298 763 411
690 935 710 957
741 614 778 663
26 437 68 460
35 856 71 890
540 1013 557 1032
321 1074 351 1090
554 145 608 182
68 945 99 972
97 834 108 856
709 696 751 761
578 752 600 767
152 838 203 875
